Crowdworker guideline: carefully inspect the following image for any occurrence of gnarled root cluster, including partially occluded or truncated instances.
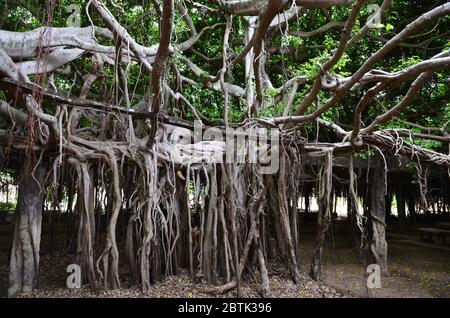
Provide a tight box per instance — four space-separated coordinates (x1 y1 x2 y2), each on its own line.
48 130 319 296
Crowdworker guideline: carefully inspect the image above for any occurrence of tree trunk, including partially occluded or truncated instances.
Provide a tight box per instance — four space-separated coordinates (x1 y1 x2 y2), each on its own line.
346 194 358 246
369 166 388 275
304 187 310 213
407 191 416 222
8 162 46 297
385 192 392 219
395 185 406 223
309 151 332 281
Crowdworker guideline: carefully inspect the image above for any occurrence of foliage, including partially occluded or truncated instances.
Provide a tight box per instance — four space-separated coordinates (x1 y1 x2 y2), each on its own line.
0 202 15 211
0 0 448 149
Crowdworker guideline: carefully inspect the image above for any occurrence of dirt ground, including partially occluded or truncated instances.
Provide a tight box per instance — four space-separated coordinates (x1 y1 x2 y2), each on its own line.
298 224 450 298
0 221 449 298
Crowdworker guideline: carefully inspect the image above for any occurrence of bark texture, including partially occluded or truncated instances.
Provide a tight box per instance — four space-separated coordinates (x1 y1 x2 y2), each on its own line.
8 162 46 297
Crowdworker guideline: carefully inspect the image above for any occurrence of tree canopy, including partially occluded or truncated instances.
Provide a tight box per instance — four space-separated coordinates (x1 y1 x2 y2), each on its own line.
0 0 449 297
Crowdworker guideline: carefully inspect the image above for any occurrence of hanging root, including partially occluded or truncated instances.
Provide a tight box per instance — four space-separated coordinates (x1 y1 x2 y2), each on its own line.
277 148 301 283
68 157 98 291
95 151 122 289
309 150 332 281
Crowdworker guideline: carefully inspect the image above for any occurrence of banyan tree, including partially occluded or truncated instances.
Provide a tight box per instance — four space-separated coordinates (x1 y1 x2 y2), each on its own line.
0 0 449 297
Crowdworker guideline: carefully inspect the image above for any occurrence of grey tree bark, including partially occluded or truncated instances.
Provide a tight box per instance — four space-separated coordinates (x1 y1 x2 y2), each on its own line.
8 162 46 297
369 165 388 275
